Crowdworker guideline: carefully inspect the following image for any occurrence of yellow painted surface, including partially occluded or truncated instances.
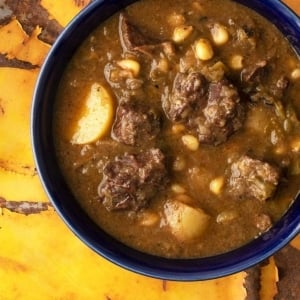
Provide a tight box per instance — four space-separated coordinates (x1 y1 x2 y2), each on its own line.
0 68 38 173
15 26 50 66
0 19 27 57
0 209 247 300
260 257 278 300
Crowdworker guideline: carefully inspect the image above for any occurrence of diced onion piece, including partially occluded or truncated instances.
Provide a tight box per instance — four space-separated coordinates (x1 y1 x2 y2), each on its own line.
194 38 214 61
117 59 140 77
230 54 243 70
210 23 229 45
172 25 194 44
182 134 199 151
71 83 114 144
209 176 225 195
164 200 210 241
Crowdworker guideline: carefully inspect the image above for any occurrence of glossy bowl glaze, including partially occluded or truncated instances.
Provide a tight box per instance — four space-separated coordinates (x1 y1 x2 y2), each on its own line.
31 0 300 281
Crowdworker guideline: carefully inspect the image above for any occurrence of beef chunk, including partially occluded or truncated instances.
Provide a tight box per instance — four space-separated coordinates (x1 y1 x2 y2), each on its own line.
192 78 245 145
241 58 290 108
112 100 161 146
98 148 168 211
119 13 175 57
229 155 280 201
241 60 267 83
165 71 245 145
164 72 208 122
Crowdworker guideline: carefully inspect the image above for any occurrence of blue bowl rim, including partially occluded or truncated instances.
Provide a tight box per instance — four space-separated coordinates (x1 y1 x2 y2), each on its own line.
31 0 300 281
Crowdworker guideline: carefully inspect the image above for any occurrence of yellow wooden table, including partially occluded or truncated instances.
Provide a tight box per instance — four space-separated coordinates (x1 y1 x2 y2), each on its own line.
0 1 299 299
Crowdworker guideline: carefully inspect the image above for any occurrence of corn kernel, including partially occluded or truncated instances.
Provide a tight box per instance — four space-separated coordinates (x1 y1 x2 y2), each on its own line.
209 176 225 195
194 38 214 61
117 59 140 77
291 68 300 80
211 23 229 45
182 134 199 151
172 25 194 44
230 55 243 70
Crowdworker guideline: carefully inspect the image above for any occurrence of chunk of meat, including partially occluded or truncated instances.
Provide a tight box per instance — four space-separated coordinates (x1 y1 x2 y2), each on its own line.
229 155 280 201
112 100 161 146
163 72 208 122
241 60 267 83
164 71 245 145
241 59 289 108
192 78 245 145
119 13 175 57
98 148 168 211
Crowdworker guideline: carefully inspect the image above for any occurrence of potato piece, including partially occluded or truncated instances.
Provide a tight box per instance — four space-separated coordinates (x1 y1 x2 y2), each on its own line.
164 200 210 241
71 83 114 144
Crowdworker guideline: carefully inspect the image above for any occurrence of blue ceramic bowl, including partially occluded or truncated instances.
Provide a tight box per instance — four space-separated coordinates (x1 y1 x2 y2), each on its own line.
31 0 300 281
